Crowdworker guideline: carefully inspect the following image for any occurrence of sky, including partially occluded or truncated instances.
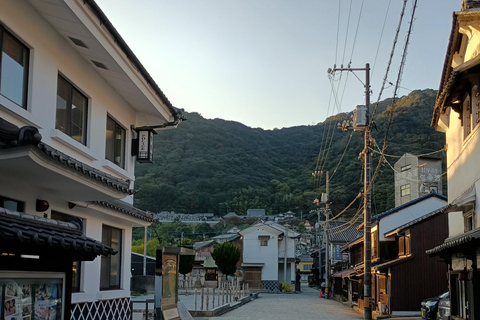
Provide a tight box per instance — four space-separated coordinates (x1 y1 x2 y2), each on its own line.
95 0 460 130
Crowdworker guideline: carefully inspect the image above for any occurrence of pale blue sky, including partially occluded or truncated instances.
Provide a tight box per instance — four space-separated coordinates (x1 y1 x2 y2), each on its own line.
96 0 460 130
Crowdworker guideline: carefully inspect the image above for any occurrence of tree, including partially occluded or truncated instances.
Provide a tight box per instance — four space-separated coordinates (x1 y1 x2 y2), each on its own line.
297 223 306 233
177 238 195 277
210 242 241 277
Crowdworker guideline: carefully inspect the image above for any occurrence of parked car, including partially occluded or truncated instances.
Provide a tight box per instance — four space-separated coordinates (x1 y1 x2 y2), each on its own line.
436 297 450 320
421 291 449 320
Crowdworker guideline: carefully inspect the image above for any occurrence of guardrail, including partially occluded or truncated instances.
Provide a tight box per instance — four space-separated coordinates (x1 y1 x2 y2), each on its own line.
130 299 155 320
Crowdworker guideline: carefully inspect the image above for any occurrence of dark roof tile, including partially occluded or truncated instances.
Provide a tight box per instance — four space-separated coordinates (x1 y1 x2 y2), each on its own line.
0 207 116 259
92 199 153 223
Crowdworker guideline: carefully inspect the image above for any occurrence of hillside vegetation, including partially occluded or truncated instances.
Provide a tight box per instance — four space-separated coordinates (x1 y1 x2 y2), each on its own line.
134 89 445 220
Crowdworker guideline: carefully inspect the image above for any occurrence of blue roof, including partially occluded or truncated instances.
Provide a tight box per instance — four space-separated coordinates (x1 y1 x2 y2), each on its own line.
372 190 447 221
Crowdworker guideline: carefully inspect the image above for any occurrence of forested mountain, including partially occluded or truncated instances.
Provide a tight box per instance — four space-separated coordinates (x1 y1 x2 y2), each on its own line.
134 89 446 220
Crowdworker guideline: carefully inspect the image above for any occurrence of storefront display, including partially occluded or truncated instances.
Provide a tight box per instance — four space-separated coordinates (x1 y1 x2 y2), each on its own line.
0 273 63 320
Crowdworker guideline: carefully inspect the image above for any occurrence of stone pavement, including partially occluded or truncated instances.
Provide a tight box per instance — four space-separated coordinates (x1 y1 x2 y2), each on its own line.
200 285 364 320
131 285 422 320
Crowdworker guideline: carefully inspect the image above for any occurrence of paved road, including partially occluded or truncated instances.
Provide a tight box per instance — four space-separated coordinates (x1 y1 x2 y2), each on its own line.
204 285 363 320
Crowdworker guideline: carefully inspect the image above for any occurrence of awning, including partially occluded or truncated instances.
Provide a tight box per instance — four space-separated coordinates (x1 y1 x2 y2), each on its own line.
426 229 480 258
0 207 116 261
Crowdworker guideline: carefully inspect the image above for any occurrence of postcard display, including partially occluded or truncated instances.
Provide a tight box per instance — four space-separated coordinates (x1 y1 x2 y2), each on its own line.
1 276 63 320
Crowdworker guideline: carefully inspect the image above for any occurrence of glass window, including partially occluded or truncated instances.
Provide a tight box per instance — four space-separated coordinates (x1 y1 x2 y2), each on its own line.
400 184 411 197
105 115 126 168
0 195 24 212
56 75 88 145
303 264 312 271
0 27 29 108
101 225 122 290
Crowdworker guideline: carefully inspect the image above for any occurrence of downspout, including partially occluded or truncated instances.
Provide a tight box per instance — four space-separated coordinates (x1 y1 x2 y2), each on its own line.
284 230 287 284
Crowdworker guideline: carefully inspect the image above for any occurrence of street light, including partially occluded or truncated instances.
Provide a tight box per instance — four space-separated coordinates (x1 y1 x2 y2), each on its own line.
328 63 372 320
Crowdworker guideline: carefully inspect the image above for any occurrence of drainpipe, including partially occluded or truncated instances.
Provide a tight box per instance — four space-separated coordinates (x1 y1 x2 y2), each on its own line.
284 230 288 284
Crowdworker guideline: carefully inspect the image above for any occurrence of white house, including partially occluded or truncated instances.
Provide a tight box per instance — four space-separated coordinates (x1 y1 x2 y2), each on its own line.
239 221 299 292
428 1 480 318
0 1 183 319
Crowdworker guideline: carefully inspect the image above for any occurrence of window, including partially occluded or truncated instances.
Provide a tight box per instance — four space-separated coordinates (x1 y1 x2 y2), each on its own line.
464 209 475 232
400 184 411 197
0 196 24 212
56 75 88 145
105 115 126 168
461 85 480 140
398 230 411 256
51 211 83 292
401 164 411 172
258 235 270 246
303 264 312 271
101 225 122 290
0 26 29 108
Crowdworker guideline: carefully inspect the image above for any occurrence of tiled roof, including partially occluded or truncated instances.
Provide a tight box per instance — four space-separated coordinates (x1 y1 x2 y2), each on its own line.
372 191 447 221
38 143 134 195
426 228 480 257
193 240 217 250
212 234 240 242
324 220 363 243
463 0 480 10
340 235 364 252
92 199 153 222
0 207 116 259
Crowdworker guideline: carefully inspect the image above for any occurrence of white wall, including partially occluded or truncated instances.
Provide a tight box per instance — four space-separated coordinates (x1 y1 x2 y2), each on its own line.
0 0 138 182
377 197 447 241
0 0 153 304
242 228 279 281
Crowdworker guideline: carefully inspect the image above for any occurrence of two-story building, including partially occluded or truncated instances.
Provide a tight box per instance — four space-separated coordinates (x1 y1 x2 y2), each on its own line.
239 221 299 292
428 1 480 319
340 191 448 316
0 0 183 319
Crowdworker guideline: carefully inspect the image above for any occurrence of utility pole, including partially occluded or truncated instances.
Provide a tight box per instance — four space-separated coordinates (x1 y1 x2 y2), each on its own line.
329 63 372 320
325 172 330 299
316 207 322 288
323 171 330 299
